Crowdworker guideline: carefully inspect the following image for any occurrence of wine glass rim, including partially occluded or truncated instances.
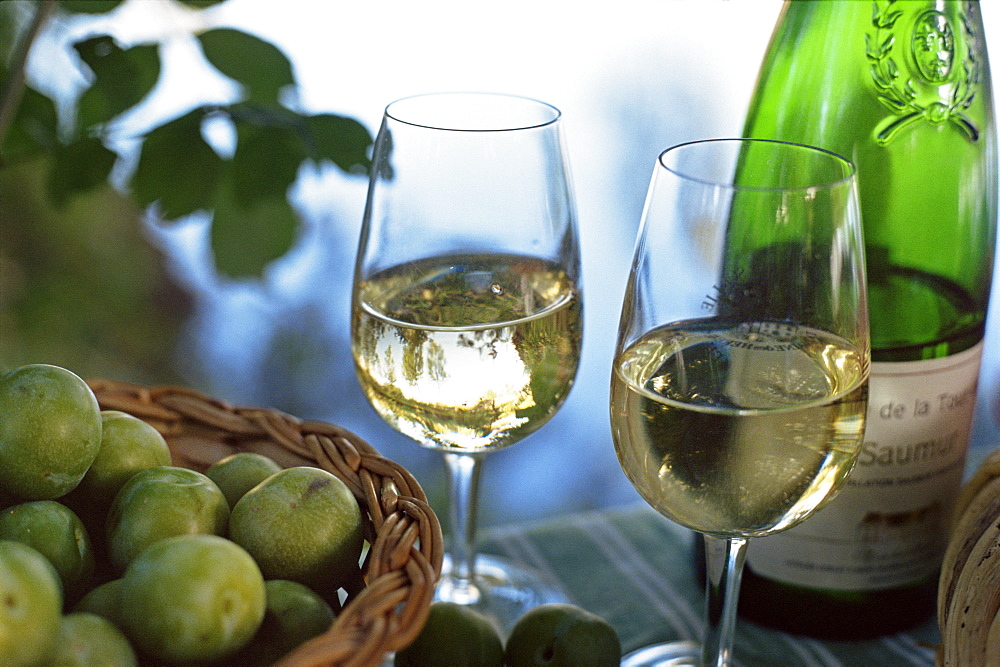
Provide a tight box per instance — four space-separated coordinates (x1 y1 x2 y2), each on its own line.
384 91 562 131
658 137 858 191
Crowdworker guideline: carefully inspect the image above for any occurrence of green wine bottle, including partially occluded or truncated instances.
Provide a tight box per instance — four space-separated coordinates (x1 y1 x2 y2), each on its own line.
736 0 997 639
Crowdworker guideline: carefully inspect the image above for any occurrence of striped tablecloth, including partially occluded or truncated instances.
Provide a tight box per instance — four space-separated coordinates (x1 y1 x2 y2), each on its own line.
479 503 939 667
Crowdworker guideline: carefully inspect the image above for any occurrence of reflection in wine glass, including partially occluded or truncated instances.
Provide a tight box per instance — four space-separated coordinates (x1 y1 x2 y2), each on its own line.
351 92 582 632
610 138 870 666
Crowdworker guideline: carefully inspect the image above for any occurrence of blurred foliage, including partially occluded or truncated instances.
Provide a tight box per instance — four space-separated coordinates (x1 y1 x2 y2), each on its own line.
0 156 189 382
1 0 373 278
0 0 373 381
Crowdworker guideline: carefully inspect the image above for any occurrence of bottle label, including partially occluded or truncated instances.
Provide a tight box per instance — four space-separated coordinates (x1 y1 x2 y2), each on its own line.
746 342 983 590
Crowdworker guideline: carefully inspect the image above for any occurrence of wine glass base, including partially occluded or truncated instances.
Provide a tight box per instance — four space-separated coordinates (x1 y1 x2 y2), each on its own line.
622 641 702 666
436 553 569 635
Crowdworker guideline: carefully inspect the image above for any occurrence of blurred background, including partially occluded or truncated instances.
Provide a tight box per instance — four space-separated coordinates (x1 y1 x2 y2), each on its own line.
2 0 999 528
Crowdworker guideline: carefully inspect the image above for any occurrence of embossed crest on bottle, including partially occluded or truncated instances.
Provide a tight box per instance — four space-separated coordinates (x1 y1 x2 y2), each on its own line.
867 0 982 144
912 10 954 83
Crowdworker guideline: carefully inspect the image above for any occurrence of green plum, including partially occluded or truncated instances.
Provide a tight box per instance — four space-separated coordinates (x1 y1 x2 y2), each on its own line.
228 466 364 597
205 452 282 509
0 364 102 500
0 500 95 604
73 410 173 511
0 540 63 666
394 601 503 667
119 534 265 663
105 466 229 573
49 612 138 666
504 603 621 667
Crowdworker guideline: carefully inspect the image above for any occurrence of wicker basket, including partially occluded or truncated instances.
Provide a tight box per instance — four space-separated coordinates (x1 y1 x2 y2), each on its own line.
86 378 443 667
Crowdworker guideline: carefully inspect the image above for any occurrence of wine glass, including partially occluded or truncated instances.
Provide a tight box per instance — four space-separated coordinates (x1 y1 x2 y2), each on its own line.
610 138 870 666
351 92 582 631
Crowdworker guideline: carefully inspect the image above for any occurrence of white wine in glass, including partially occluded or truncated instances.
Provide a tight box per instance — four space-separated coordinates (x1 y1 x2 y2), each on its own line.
351 92 582 631
354 253 580 451
611 138 870 666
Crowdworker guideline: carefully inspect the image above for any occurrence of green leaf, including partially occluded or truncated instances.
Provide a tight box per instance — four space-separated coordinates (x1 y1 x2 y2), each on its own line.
2 85 59 162
46 136 117 205
210 176 298 278
130 107 223 219
177 0 229 7
305 113 372 175
230 123 307 203
58 0 126 14
227 100 306 132
74 36 160 130
197 28 295 104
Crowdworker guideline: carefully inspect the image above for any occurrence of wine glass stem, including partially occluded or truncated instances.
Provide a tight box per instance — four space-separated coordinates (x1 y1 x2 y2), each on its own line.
701 535 749 667
443 451 484 603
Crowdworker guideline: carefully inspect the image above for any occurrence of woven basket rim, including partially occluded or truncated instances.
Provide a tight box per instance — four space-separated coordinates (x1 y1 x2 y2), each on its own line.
87 378 444 667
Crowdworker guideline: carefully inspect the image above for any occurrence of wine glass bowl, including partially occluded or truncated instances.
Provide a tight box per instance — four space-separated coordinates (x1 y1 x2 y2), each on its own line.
611 138 869 665
612 320 869 538
351 92 582 629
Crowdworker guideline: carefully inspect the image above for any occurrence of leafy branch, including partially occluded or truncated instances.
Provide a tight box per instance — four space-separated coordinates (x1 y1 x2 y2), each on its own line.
0 0 373 278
